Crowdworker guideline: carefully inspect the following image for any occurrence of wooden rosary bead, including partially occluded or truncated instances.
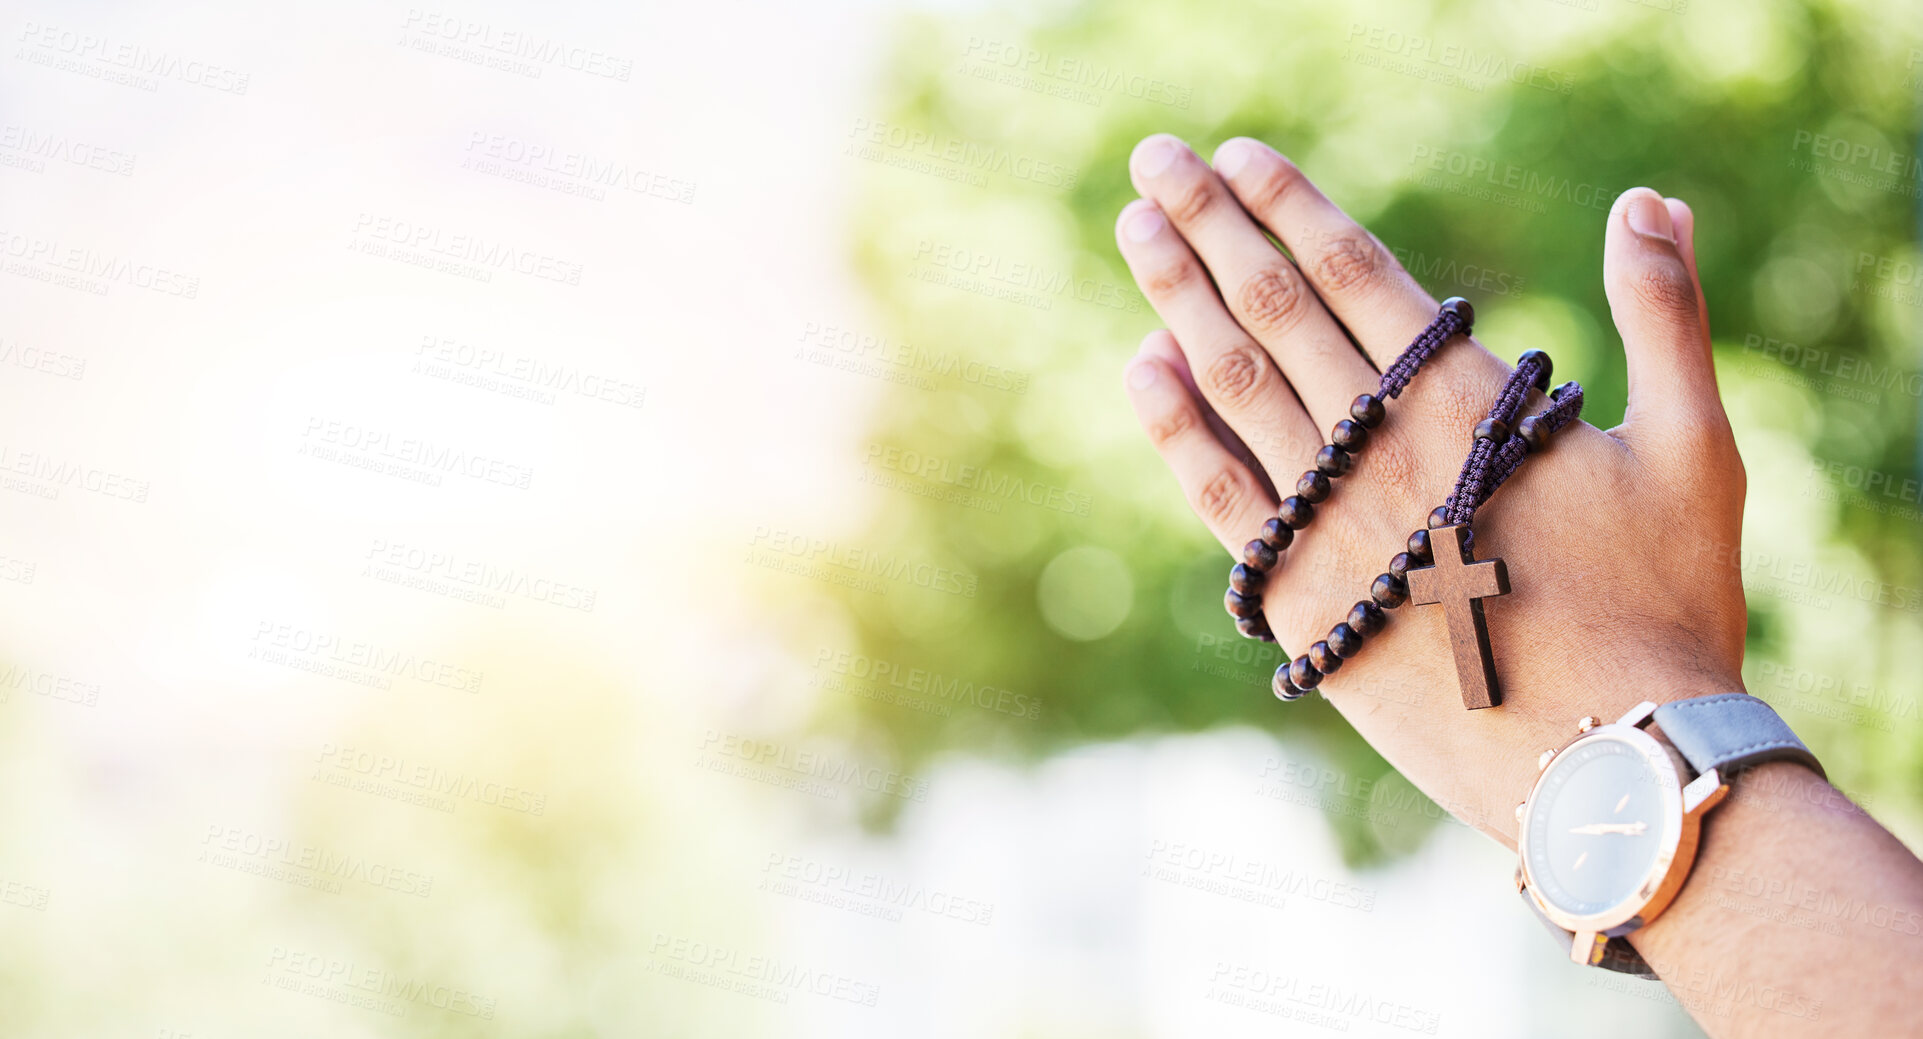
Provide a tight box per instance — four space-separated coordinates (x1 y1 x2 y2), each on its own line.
1243 538 1278 571
1327 622 1363 657
1407 528 1433 563
1350 393 1386 428
1441 296 1474 329
1278 496 1316 529
1427 505 1452 529
1387 551 1414 579
1347 600 1386 635
1308 641 1342 675
1273 668 1306 701
1472 418 1508 443
1229 562 1266 594
1237 614 1276 642
1289 656 1323 690
1295 470 1331 504
1260 516 1295 550
1371 572 1409 608
1331 419 1369 452
1516 414 1547 451
1518 349 1552 391
1224 588 1261 619
1314 444 1352 477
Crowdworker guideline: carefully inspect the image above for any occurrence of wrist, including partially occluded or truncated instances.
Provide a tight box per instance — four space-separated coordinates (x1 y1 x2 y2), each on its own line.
1626 760 1833 965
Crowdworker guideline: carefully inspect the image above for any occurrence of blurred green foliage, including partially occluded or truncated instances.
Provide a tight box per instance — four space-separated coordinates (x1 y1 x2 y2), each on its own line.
829 0 1923 863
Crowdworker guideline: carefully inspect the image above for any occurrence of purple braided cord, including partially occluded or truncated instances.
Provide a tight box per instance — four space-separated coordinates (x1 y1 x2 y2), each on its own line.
1440 356 1585 549
1443 353 1550 526
1377 308 1471 399
1476 383 1584 503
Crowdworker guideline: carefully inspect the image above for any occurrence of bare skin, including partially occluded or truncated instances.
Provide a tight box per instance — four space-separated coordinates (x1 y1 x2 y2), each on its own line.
1115 133 1923 1036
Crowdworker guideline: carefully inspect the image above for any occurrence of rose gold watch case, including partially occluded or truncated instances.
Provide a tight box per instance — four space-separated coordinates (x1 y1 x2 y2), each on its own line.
1516 701 1729 962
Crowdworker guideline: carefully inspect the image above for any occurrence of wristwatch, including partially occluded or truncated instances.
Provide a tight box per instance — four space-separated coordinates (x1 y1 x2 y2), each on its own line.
1514 693 1824 977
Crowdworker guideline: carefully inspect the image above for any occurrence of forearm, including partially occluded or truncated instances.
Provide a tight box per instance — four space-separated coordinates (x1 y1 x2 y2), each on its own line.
1627 762 1923 1036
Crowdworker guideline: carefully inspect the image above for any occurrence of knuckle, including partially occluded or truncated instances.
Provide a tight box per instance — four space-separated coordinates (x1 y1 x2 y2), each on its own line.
1144 257 1199 298
1243 156 1307 218
1193 467 1252 530
1309 231 1384 296
1143 401 1198 448
1202 345 1273 409
1163 177 1217 225
1236 267 1311 336
1633 262 1699 321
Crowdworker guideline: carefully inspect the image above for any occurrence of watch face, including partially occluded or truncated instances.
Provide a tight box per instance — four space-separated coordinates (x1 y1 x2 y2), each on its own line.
1522 730 1681 925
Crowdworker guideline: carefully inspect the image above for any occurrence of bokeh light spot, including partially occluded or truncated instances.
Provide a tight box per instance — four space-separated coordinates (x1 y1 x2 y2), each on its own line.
1037 546 1134 641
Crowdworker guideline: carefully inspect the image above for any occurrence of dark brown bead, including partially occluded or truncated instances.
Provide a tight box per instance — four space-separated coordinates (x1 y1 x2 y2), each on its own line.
1388 551 1413 579
1260 516 1294 551
1427 506 1452 529
1407 528 1433 563
1518 349 1552 391
1224 588 1261 619
1516 414 1548 451
1327 622 1362 657
1314 444 1352 476
1441 296 1474 330
1243 538 1278 571
1371 572 1408 608
1289 656 1322 690
1308 641 1342 675
1229 563 1266 594
1278 496 1315 529
1347 600 1386 635
1295 470 1331 504
1472 418 1508 443
1273 665 1305 701
1237 614 1276 642
1350 393 1386 428
1331 419 1369 452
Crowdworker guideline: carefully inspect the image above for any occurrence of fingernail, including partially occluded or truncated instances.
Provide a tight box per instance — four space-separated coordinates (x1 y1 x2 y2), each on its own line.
1213 138 1255 179
1132 137 1181 179
1126 358 1160 390
1123 204 1166 243
1626 193 1674 243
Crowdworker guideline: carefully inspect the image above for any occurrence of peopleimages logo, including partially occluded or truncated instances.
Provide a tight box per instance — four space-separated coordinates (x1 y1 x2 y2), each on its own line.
350 213 584 286
1790 130 1923 180
399 9 634 81
863 443 1094 517
15 21 251 94
1406 146 1617 211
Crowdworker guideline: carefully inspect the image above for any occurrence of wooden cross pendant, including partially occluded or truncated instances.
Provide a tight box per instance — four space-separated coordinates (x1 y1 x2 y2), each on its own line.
1405 524 1511 710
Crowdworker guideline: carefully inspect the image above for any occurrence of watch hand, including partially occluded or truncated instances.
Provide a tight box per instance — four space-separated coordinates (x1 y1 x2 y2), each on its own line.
1568 821 1648 836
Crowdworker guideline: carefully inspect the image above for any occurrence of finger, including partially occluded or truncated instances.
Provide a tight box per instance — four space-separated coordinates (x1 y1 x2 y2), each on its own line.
1666 197 1710 345
1213 137 1454 371
1137 329 1279 500
1128 135 1377 429
1603 188 1727 446
1116 198 1321 469
1124 332 1280 555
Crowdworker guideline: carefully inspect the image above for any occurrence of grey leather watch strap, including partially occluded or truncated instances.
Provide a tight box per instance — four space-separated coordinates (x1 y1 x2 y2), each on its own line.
1650 693 1825 781
1518 890 1655 977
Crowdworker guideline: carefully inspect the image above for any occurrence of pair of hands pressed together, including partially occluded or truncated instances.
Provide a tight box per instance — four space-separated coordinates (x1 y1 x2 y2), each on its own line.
1114 132 1745 846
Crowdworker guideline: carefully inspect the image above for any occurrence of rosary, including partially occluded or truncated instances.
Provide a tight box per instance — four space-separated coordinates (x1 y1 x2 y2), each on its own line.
1220 298 1584 709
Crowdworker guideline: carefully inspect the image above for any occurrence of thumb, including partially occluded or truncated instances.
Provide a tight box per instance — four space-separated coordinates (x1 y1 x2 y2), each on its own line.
1603 187 1726 449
